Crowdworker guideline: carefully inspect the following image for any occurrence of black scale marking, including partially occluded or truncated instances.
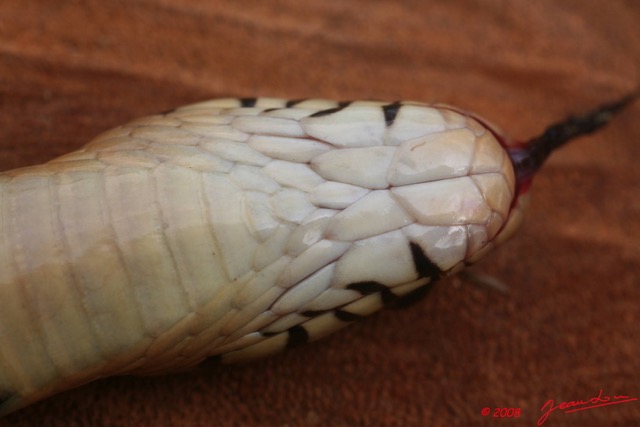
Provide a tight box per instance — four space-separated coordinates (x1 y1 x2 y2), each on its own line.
240 97 258 107
409 242 441 280
286 325 310 348
302 309 362 323
308 101 352 118
308 107 343 118
347 281 396 305
344 243 442 308
346 280 435 309
301 310 325 318
389 283 436 309
333 310 363 322
286 99 305 107
346 280 438 309
382 102 402 126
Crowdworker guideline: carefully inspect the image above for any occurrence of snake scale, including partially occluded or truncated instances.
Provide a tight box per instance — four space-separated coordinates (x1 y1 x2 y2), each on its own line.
0 94 634 415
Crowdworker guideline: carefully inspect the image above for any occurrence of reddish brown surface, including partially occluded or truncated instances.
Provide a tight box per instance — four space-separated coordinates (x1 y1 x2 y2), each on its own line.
0 1 639 426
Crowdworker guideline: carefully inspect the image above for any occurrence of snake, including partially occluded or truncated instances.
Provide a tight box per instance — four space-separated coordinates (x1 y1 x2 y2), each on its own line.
0 94 634 415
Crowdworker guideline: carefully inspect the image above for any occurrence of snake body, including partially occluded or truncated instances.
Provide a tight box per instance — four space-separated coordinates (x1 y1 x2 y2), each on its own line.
0 95 632 415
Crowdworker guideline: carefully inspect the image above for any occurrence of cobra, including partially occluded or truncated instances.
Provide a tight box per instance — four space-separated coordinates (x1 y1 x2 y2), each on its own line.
0 95 634 415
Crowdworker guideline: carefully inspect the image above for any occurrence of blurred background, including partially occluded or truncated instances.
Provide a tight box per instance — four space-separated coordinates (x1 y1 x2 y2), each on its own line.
0 1 638 425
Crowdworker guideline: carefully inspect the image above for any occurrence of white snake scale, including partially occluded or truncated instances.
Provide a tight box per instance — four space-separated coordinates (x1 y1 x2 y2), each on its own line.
0 95 632 415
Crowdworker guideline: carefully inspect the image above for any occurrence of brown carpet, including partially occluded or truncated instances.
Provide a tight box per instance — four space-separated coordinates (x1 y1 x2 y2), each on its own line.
0 1 639 426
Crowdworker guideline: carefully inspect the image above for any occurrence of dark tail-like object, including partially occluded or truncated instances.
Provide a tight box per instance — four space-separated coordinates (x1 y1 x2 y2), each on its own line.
508 92 637 187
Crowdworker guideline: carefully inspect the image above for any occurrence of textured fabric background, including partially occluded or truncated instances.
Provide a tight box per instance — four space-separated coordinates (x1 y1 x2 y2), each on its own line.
0 1 638 426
